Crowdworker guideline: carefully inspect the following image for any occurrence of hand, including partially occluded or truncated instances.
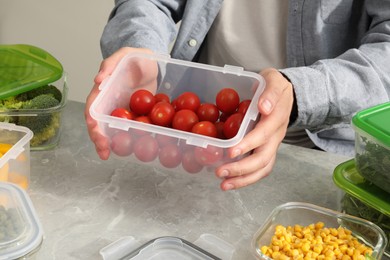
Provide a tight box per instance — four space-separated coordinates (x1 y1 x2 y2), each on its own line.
215 68 294 191
84 47 154 160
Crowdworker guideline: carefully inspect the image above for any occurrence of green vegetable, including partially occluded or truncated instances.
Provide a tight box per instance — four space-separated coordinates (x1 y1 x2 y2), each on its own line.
342 193 390 255
355 136 390 193
0 85 62 147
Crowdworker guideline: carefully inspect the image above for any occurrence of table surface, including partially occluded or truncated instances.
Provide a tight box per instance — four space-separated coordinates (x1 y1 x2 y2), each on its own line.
27 100 366 259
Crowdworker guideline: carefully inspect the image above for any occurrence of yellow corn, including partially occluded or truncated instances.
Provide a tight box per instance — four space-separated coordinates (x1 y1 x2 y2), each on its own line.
259 222 373 259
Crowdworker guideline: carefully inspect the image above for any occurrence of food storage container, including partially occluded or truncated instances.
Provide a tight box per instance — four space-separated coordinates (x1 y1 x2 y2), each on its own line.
333 159 390 257
352 102 390 193
0 182 43 259
0 44 68 150
252 202 387 260
0 122 33 190
100 234 234 260
90 52 265 174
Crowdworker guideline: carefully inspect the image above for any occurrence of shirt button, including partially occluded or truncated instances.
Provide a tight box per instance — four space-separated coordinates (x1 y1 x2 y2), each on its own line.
188 39 197 47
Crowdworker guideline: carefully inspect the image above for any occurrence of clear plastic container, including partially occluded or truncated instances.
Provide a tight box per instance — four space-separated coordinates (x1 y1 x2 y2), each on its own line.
352 102 390 194
100 234 234 260
333 159 390 257
0 123 33 190
252 202 388 260
0 182 43 259
90 52 265 174
0 44 68 150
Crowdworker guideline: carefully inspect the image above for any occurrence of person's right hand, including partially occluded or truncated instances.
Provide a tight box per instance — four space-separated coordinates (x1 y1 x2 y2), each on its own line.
85 47 154 160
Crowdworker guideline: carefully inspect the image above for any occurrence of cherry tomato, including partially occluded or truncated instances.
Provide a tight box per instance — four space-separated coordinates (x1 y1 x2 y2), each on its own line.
175 92 201 112
191 121 218 138
110 108 135 120
237 99 251 115
216 88 240 114
133 135 159 162
223 113 244 139
181 149 203 174
172 109 199 132
155 134 178 147
214 121 226 139
129 89 156 115
110 131 133 156
154 93 170 103
219 112 230 122
149 102 175 126
133 116 152 136
197 103 220 123
158 143 182 168
194 145 224 166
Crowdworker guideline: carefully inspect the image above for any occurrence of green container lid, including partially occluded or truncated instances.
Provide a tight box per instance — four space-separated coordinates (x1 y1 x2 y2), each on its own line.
333 159 390 216
352 102 390 148
0 44 63 99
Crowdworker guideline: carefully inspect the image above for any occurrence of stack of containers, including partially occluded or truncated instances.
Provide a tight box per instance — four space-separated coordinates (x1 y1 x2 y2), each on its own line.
0 44 68 150
333 102 390 257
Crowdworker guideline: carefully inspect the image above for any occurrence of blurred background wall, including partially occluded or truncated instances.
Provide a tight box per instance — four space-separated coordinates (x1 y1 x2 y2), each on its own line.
0 1 113 102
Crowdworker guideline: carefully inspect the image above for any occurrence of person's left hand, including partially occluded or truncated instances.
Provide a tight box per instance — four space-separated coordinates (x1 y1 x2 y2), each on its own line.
215 68 294 191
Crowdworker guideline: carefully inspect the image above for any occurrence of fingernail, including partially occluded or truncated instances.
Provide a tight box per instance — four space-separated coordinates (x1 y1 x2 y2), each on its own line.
224 183 234 190
262 99 272 113
219 170 229 178
232 149 242 158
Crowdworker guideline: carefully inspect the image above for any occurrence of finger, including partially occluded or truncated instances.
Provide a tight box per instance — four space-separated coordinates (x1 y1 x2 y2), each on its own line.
220 155 276 191
258 68 292 116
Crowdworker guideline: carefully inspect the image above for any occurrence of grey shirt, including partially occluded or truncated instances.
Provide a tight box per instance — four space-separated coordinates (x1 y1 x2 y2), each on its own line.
101 0 390 156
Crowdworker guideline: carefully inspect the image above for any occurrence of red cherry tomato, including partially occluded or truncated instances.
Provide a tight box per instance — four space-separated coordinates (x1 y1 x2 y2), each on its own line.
172 109 199 132
181 149 204 174
175 92 201 112
133 116 152 136
214 121 226 139
149 102 175 126
110 131 134 156
237 99 251 115
191 121 218 138
110 108 135 120
197 103 220 123
216 88 240 114
219 112 230 122
154 93 170 103
129 89 156 115
158 143 182 168
155 134 178 147
194 146 224 166
133 135 159 162
223 113 244 139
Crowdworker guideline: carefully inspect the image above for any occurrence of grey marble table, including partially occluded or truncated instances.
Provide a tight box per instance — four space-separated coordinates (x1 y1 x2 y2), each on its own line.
27 101 356 259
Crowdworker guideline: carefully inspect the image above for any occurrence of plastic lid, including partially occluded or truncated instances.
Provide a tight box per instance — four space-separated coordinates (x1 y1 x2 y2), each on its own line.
100 234 235 260
333 159 390 216
0 44 63 99
352 102 390 148
0 182 43 259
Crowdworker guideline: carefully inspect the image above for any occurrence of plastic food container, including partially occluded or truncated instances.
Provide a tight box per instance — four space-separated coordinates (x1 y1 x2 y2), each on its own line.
333 159 390 257
100 234 235 260
0 182 43 259
0 123 33 190
352 102 390 194
90 52 265 174
252 202 388 260
0 44 68 150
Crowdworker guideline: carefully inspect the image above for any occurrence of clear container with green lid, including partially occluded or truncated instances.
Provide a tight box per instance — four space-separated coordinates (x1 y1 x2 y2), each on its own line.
0 44 68 150
352 102 390 194
333 159 390 257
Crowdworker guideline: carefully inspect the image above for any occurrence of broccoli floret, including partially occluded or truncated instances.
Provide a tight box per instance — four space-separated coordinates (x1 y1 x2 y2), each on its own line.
17 85 62 102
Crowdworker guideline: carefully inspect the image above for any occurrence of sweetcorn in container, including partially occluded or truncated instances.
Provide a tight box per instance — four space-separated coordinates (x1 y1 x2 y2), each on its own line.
0 123 33 190
90 52 265 174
